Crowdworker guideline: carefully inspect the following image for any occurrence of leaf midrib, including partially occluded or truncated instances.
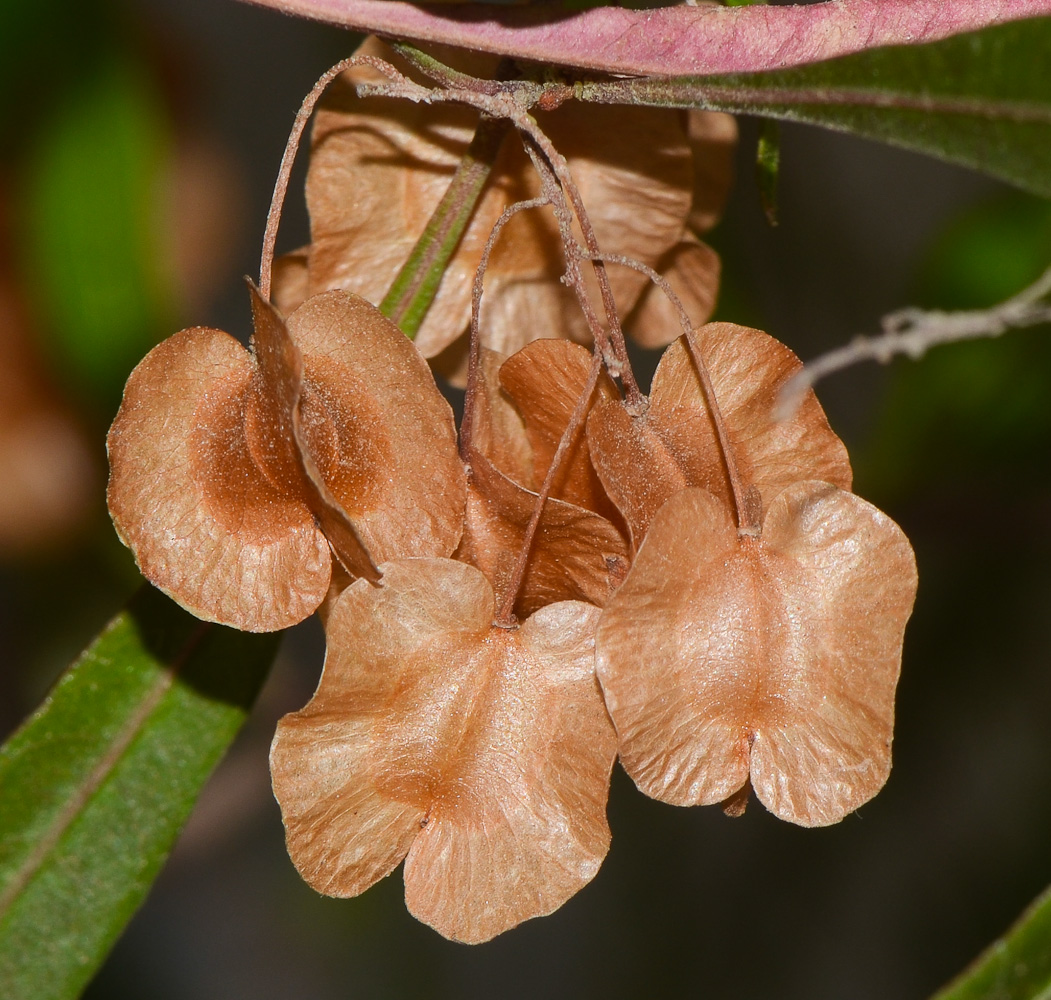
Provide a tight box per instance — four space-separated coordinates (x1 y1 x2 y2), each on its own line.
626 85 1051 123
0 620 209 921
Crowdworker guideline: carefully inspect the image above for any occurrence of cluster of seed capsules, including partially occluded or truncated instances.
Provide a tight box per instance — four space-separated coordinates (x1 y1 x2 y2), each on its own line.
106 39 916 943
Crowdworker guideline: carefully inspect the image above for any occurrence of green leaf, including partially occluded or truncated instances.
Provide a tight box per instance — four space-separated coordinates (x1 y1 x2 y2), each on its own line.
584 18 1051 198
931 883 1051 1000
0 587 278 1000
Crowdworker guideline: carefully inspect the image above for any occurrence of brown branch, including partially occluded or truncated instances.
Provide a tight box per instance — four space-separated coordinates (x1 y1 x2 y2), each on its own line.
259 54 410 299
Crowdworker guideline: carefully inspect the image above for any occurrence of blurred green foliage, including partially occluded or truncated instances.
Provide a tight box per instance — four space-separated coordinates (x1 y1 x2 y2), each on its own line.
933 883 1051 1000
18 53 176 416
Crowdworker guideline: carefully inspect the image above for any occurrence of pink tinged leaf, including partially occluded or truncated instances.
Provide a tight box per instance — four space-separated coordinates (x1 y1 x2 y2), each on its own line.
270 558 616 942
236 0 1051 78
595 483 917 827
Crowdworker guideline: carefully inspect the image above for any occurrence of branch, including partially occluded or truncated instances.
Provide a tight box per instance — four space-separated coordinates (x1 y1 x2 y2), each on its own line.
776 265 1051 419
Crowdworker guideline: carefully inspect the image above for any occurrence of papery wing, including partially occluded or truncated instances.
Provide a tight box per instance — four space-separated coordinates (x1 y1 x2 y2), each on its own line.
597 484 917 827
107 327 330 631
650 327 852 514
499 339 618 518
287 290 467 564
586 396 689 548
470 346 534 490
627 234 721 350
270 559 494 897
596 488 750 805
403 599 614 943
685 111 738 236
541 102 694 343
305 38 508 359
458 450 629 617
748 481 917 826
271 246 310 315
249 286 380 582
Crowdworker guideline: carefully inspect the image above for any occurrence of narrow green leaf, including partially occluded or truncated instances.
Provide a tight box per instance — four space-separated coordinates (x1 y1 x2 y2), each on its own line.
931 883 1051 1000
0 587 278 1000
379 114 509 338
755 118 780 227
584 18 1051 198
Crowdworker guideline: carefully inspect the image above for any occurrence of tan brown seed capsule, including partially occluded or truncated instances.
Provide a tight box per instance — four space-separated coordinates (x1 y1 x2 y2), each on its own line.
107 287 465 631
456 450 629 619
587 324 853 548
270 557 617 943
595 483 917 827
290 37 734 371
496 339 620 520
458 337 629 618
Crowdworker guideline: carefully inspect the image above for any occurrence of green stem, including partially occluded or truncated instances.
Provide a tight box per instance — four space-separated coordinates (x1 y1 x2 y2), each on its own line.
379 115 509 338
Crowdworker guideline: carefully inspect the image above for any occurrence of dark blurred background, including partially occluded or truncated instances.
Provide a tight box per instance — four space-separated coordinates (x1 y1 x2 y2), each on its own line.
1 1 1049 997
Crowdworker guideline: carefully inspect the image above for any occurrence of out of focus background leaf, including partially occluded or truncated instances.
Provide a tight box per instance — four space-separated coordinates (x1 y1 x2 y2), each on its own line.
19 55 176 413
862 190 1051 497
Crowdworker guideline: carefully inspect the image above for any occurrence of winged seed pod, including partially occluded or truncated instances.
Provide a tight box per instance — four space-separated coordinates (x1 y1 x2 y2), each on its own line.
496 338 622 521
456 450 629 619
456 337 629 618
107 287 465 631
587 323 853 549
596 482 918 827
270 557 617 943
291 37 733 368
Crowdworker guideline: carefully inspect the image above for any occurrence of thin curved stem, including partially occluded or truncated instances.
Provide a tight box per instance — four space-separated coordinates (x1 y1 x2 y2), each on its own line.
259 55 410 300
493 346 606 627
353 73 643 403
461 194 550 461
588 250 693 348
776 263 1051 418
681 328 758 536
587 248 757 534
518 140 616 362
519 121 643 406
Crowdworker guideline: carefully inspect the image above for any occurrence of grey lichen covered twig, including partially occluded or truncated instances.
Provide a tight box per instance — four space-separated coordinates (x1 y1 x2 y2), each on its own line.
776 264 1051 419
